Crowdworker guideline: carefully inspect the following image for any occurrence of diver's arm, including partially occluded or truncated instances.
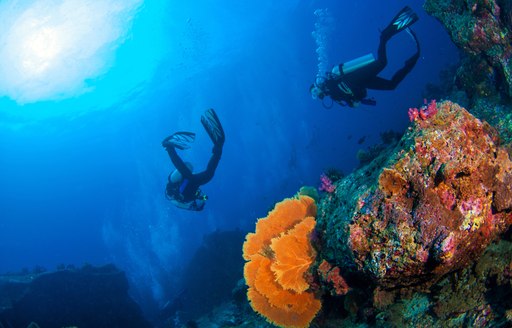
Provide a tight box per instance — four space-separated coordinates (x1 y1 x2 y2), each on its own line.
193 145 222 185
165 146 193 179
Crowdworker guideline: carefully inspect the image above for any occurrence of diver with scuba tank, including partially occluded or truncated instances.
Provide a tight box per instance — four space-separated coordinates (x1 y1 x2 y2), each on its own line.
310 6 420 108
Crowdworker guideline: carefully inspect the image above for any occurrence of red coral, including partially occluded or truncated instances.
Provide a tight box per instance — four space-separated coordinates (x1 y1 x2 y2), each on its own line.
317 260 331 279
327 267 349 296
317 260 349 296
408 99 438 122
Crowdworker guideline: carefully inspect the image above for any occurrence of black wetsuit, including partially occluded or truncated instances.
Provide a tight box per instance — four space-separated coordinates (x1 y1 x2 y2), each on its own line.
165 144 222 211
323 30 420 107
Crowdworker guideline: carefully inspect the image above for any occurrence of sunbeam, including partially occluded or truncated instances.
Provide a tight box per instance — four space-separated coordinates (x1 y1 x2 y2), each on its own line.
0 0 142 104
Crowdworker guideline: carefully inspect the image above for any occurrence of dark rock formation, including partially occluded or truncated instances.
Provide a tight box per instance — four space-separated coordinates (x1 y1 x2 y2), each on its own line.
160 230 246 325
0 264 151 328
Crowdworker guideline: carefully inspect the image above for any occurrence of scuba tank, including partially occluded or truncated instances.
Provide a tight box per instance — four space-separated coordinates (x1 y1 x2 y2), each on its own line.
339 53 376 75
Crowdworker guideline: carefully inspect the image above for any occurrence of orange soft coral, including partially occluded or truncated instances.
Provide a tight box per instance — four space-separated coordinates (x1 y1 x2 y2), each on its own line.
243 195 321 328
243 195 316 261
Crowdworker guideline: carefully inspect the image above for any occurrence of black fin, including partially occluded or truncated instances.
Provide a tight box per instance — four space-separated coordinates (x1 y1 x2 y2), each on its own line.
201 108 225 146
163 131 196 150
382 6 419 40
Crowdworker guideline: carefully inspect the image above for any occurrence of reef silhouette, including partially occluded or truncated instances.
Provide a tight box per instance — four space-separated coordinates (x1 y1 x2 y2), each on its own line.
0 264 151 328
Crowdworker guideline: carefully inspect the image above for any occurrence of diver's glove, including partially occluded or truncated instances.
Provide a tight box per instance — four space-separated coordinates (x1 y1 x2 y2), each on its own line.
201 108 225 147
162 132 196 150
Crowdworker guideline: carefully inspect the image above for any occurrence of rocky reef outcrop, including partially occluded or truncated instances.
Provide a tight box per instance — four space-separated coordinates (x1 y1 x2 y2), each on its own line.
316 100 512 291
289 100 512 327
0 264 151 328
235 101 512 328
424 0 512 100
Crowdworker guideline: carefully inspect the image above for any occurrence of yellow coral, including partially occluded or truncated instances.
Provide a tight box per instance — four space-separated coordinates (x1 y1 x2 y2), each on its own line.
243 195 321 328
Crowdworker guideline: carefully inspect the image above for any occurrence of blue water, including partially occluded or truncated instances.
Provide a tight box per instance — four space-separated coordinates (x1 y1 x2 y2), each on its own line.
0 0 458 314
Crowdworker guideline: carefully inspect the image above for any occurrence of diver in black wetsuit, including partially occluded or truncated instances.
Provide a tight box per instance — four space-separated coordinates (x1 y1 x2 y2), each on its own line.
310 6 421 108
162 108 225 211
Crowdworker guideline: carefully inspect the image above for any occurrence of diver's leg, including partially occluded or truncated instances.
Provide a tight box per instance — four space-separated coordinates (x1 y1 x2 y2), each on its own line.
374 33 389 72
353 24 393 81
165 145 193 179
352 35 388 81
366 76 396 90
390 50 419 86
368 29 420 90
366 54 418 90
193 145 222 186
193 108 225 185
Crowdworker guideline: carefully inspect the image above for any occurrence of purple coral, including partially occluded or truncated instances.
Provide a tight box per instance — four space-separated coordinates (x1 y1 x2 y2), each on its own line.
319 173 336 193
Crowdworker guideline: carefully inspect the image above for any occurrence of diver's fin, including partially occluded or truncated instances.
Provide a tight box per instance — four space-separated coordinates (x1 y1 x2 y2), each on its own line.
382 6 419 40
405 28 420 51
201 108 225 146
162 131 196 150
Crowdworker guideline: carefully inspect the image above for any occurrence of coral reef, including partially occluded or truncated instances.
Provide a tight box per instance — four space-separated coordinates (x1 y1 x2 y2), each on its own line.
236 101 512 327
298 186 320 203
191 235 512 328
243 195 321 328
356 130 402 168
424 0 512 100
317 100 512 290
372 237 512 327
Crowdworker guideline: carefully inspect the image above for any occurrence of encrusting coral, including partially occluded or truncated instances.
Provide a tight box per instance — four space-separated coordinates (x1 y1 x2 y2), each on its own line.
317 100 512 289
243 195 321 328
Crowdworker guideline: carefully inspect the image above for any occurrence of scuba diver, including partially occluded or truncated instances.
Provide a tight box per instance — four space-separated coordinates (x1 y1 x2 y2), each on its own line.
162 108 225 211
310 6 421 108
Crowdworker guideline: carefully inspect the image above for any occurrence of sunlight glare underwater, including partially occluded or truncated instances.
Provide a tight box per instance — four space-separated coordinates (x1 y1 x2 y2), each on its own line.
0 0 143 104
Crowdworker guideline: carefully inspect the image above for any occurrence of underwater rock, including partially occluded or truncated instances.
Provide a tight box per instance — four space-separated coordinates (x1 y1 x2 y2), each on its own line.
372 237 512 327
424 0 512 99
0 264 151 328
161 230 247 326
317 100 512 290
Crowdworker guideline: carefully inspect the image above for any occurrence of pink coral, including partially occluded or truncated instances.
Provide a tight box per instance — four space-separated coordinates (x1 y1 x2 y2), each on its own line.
459 197 484 217
319 174 335 193
408 108 419 122
439 188 457 210
408 99 438 122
